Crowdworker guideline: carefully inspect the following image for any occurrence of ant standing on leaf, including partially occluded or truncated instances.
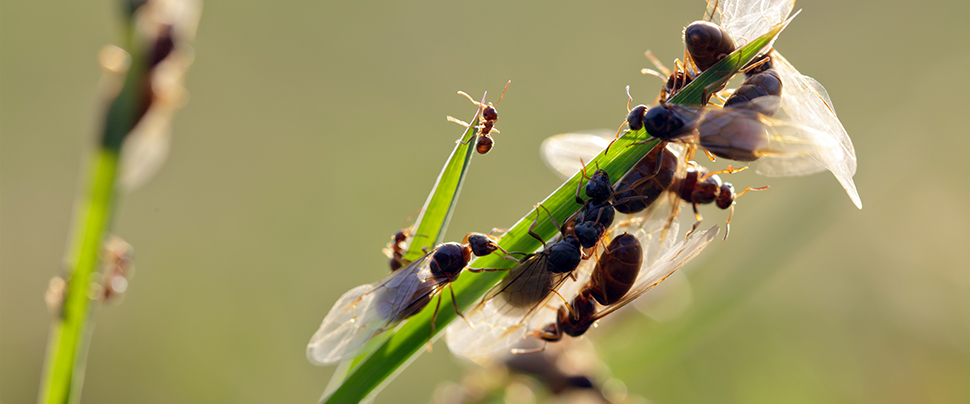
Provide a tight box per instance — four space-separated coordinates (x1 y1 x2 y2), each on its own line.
447 80 510 154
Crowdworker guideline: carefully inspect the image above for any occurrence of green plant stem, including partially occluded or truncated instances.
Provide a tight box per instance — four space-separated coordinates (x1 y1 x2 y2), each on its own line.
39 7 146 403
39 147 121 404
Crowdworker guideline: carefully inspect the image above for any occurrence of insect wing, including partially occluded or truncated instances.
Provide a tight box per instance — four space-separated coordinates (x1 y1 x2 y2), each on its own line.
769 53 861 208
708 0 860 208
616 201 682 268
593 225 719 321
445 249 593 360
445 256 568 360
306 252 437 365
705 0 794 47
539 130 615 179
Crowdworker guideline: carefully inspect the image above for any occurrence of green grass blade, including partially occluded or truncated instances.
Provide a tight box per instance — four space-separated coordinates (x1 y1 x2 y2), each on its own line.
322 25 784 403
322 98 484 392
403 100 484 261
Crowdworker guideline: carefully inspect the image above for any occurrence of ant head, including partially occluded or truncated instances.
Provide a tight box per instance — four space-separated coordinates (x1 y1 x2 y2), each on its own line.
464 232 498 257
716 182 736 209
481 105 498 121
627 104 648 131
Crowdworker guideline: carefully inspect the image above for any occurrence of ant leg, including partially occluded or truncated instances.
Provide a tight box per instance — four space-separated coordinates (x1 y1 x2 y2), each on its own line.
466 265 512 273
447 116 471 128
701 77 731 105
428 294 443 352
575 158 590 204
723 205 734 241
701 165 748 181
644 50 672 77
487 227 509 237
449 285 473 328
686 203 703 239
736 185 770 198
448 116 484 146
740 53 771 74
605 119 628 155
457 90 486 108
526 206 548 248
537 204 563 233
703 149 717 162
642 68 668 82
510 342 548 355
552 289 576 319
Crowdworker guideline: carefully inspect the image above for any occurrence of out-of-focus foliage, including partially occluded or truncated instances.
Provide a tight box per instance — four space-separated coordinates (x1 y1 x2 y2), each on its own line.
1 0 967 403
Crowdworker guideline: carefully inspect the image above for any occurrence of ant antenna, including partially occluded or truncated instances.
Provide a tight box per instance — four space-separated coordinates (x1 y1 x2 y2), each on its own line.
625 85 635 116
494 80 511 106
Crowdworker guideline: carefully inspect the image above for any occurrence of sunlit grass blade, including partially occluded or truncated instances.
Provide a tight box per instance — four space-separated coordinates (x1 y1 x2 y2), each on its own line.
321 94 486 393
322 25 784 404
402 96 485 261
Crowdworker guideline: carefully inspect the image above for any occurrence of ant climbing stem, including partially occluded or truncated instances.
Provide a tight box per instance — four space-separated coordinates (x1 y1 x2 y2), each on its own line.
450 80 511 154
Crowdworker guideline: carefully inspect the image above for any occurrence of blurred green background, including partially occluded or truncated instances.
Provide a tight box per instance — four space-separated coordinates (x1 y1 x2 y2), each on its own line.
2 0 967 403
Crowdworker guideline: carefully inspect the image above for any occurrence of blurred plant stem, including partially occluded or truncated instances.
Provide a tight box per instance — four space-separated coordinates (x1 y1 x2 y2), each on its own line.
39 148 123 404
38 4 149 404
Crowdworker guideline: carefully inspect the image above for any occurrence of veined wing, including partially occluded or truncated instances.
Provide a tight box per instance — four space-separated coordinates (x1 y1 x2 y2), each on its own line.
539 130 615 179
445 248 595 360
693 96 861 208
704 0 794 47
306 252 439 365
593 225 719 321
669 98 858 209
770 53 861 208
708 0 861 208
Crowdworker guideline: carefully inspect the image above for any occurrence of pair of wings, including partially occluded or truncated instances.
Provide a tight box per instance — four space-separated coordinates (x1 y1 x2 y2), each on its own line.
704 0 861 208
306 251 445 365
445 191 719 360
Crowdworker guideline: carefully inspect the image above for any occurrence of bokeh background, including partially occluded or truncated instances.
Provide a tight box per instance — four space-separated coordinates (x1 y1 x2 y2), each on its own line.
2 0 967 403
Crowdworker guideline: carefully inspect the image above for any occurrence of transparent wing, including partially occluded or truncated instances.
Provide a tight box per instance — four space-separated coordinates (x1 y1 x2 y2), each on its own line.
593 225 719 320
446 254 569 360
306 252 439 365
446 244 602 360
769 53 861 208
539 130 615 179
616 200 682 270
674 98 861 209
705 0 860 208
705 0 794 47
